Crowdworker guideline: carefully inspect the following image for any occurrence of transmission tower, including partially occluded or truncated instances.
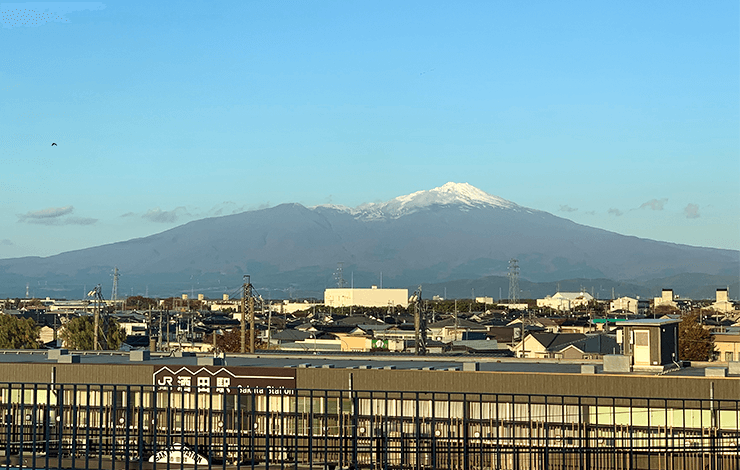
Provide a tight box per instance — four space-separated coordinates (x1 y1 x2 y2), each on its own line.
334 262 347 288
508 258 519 305
111 267 120 304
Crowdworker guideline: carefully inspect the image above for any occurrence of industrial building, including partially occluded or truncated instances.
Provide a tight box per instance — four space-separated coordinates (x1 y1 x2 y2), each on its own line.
324 286 409 308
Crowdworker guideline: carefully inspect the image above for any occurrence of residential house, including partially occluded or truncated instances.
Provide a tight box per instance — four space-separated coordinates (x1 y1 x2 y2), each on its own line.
712 333 740 362
513 332 588 358
609 296 649 315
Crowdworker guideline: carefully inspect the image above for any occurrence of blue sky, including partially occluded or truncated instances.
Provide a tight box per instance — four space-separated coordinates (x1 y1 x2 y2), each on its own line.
1 0 738 258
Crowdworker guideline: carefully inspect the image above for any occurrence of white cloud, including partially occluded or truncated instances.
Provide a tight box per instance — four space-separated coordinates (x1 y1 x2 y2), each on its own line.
17 206 98 225
684 203 700 219
142 206 189 223
639 198 668 211
559 205 577 213
18 205 73 220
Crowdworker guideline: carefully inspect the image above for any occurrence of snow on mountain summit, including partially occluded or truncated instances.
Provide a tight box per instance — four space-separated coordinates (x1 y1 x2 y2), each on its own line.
316 182 520 219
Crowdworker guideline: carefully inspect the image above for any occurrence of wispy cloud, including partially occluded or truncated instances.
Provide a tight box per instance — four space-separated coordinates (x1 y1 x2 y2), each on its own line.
63 217 97 225
18 206 73 220
142 207 189 223
608 208 623 216
0 239 13 246
17 206 98 225
120 212 136 218
639 198 668 211
684 203 700 219
206 201 249 216
559 205 577 213
1 2 106 29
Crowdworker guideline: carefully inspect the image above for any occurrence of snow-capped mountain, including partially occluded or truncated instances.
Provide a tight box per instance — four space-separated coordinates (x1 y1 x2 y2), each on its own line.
316 182 521 219
0 183 737 298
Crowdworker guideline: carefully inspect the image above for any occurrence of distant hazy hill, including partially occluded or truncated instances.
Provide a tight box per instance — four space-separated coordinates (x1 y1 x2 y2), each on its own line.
414 274 740 302
0 183 737 299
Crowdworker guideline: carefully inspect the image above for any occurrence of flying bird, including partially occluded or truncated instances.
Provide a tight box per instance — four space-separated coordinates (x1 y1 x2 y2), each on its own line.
51 143 57 146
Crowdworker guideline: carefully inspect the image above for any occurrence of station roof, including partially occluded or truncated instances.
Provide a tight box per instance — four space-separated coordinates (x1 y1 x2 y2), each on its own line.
0 349 726 378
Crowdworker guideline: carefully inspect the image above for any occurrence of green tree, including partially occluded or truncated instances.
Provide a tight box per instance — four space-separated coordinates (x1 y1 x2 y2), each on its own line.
60 316 126 350
0 314 41 349
126 296 157 310
678 312 715 361
653 305 680 316
206 329 265 353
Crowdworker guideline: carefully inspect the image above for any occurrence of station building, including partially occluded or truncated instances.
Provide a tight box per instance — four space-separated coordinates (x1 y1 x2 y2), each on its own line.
0 348 739 469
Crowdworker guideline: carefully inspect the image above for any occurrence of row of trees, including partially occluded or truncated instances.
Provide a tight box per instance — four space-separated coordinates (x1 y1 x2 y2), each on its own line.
0 314 125 350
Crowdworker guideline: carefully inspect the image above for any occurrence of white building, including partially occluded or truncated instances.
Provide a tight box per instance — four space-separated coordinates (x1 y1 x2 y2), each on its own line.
536 292 594 311
653 289 678 309
324 286 409 308
708 288 737 314
609 296 649 315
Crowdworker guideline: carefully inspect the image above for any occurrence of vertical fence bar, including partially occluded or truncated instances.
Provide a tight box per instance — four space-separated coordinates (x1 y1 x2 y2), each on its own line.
125 384 132 468
31 384 38 470
43 383 50 470
137 386 145 470
236 389 242 470
19 383 25 468
57 382 64 470
5 383 12 470
208 383 214 470
265 386 271 470
250 392 255 470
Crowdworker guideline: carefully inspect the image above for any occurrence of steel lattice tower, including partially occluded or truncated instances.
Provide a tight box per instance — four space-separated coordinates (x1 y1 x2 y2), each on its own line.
111 267 120 303
334 262 347 288
508 258 519 304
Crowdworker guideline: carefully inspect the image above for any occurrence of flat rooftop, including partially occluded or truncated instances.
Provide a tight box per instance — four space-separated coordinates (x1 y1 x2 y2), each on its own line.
0 350 732 378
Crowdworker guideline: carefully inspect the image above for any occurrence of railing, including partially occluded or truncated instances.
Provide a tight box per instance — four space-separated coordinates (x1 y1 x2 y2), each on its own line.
1 382 739 469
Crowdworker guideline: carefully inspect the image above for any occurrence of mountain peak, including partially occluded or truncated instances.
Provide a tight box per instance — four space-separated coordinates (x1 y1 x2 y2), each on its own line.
317 182 520 219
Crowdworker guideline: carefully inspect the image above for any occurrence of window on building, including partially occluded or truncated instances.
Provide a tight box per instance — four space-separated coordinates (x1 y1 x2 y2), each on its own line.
725 352 734 362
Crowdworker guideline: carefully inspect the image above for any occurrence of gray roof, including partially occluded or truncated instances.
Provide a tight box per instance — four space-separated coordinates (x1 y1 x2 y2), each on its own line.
527 333 587 350
552 334 619 355
621 318 680 326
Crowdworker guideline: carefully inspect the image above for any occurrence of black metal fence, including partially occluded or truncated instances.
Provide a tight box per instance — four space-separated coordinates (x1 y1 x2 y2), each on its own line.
1 382 739 470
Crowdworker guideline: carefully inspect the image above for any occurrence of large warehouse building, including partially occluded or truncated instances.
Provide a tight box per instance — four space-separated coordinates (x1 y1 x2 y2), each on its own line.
324 286 409 308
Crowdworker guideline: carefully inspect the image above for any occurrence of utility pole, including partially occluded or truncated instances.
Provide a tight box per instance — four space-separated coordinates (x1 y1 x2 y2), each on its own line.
249 287 255 354
88 284 106 351
240 275 255 353
412 286 426 355
241 276 248 353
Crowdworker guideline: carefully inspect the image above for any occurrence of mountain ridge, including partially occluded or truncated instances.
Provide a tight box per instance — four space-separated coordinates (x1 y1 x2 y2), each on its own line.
0 183 737 298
